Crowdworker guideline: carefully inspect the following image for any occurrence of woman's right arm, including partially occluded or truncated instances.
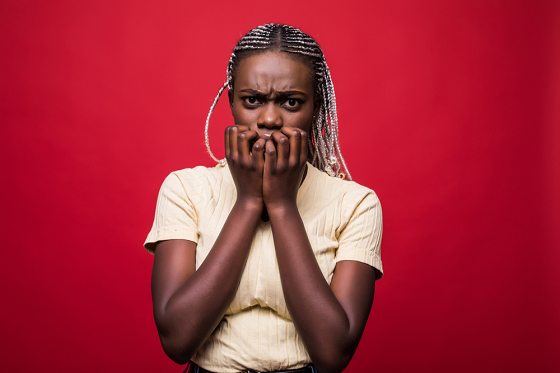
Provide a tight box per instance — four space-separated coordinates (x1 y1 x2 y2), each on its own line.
151 200 261 364
150 126 265 364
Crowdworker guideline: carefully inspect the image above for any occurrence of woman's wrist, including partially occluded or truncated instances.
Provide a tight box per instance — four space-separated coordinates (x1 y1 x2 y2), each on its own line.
265 199 299 218
235 195 265 213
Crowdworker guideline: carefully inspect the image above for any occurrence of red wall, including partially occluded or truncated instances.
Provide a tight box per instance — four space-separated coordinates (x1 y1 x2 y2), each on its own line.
1 1 559 372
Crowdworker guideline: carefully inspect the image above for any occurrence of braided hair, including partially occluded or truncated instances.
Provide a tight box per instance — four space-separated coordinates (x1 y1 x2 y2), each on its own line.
205 24 352 180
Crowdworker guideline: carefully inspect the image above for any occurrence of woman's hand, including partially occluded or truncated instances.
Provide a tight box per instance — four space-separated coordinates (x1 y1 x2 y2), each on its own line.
263 127 308 211
225 125 267 205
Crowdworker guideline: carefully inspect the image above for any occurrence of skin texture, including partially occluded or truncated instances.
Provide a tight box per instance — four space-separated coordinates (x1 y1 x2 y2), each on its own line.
151 51 377 373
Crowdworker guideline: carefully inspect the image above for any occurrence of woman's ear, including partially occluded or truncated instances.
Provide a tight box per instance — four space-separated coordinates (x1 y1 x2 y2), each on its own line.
313 103 320 117
313 91 323 116
228 89 234 110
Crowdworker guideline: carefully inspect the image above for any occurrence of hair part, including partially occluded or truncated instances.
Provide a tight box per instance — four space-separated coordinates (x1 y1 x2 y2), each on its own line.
205 24 352 180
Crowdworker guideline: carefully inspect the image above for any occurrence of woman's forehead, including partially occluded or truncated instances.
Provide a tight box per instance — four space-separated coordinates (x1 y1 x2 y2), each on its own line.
235 51 314 92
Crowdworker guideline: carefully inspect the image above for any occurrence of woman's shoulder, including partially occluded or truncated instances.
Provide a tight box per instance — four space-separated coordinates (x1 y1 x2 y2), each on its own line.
167 164 231 184
160 164 232 197
307 163 379 204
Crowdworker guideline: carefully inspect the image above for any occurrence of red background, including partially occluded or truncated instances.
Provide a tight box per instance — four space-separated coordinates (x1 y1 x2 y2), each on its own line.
1 1 559 372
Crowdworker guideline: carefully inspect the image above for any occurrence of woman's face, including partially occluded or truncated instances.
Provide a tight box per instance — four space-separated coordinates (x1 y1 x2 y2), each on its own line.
230 51 315 139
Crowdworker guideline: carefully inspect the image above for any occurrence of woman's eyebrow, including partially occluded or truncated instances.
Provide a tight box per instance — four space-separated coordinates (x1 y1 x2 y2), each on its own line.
238 89 307 97
277 90 307 97
239 89 262 95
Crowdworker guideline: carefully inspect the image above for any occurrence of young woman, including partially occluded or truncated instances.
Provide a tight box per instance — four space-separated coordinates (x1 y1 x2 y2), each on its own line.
145 24 383 373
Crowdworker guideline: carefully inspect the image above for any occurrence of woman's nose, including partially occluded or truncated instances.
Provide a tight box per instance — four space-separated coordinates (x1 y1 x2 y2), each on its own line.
257 103 282 129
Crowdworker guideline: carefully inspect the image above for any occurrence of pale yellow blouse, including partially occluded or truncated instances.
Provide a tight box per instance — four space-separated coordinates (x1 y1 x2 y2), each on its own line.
145 163 383 372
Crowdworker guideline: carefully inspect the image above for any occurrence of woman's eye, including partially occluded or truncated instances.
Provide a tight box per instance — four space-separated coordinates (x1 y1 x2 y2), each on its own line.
244 97 258 105
284 99 301 109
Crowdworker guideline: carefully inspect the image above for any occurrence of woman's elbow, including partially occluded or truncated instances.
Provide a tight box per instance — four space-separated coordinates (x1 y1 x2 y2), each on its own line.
154 313 195 364
311 336 361 373
313 350 355 373
159 336 195 365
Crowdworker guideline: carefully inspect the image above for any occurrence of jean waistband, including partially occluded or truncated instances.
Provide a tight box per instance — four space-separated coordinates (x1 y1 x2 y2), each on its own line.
184 361 317 373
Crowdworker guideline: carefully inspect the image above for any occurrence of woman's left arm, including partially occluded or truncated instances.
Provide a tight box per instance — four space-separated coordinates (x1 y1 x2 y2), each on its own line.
264 128 377 373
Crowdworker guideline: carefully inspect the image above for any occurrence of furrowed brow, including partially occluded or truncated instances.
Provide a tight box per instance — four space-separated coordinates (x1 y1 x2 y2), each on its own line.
278 90 307 96
238 89 308 99
239 89 262 95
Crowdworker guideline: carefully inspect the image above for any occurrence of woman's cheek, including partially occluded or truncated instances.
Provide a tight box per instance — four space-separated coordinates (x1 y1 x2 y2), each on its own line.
232 107 253 127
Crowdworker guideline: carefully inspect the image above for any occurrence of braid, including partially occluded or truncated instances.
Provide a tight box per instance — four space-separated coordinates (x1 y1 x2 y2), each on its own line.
204 82 228 166
205 24 353 180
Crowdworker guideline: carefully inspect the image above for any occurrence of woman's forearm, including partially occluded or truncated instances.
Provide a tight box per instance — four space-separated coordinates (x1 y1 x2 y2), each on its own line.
151 198 263 364
268 202 370 373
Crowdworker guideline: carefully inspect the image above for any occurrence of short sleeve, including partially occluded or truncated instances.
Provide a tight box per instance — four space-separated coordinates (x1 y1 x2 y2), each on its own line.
144 172 199 254
335 191 383 279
